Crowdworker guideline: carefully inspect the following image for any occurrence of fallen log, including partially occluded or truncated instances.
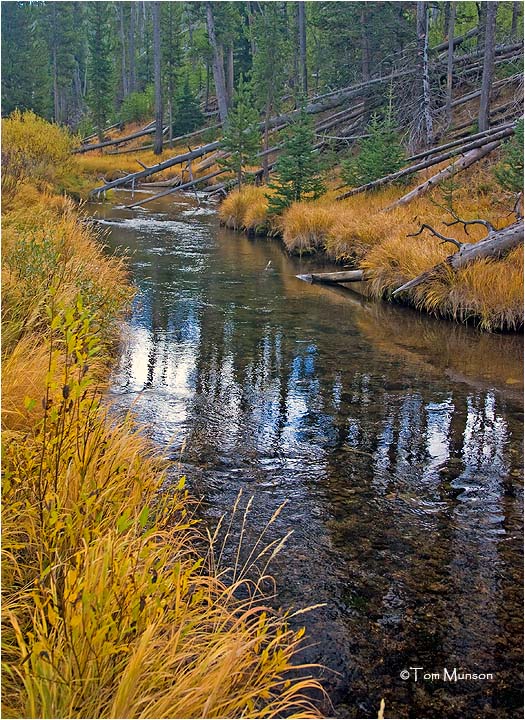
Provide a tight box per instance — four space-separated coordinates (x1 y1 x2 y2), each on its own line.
125 168 227 208
405 121 514 163
335 125 515 200
81 121 122 144
89 141 221 196
392 218 524 296
298 270 366 284
431 26 479 54
386 141 502 209
105 122 222 155
74 124 169 154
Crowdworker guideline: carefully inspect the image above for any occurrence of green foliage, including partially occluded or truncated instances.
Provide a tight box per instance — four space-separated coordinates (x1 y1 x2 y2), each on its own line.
87 2 115 140
267 108 325 215
219 76 260 186
342 112 405 188
172 76 204 136
249 4 289 115
495 120 524 193
120 86 154 124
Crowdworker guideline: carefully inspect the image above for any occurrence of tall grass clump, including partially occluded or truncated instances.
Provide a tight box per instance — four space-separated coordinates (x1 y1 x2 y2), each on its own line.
219 185 272 234
2 112 324 718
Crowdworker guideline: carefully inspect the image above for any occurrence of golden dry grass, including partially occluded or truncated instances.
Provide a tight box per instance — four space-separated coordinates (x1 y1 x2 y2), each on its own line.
219 185 273 233
2 114 324 718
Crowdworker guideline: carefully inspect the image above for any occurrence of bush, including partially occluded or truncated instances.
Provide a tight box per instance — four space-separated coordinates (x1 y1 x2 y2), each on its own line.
341 112 405 188
120 86 154 124
1 110 76 200
495 119 524 193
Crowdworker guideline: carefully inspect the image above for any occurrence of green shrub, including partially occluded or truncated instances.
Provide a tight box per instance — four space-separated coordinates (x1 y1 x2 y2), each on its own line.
342 112 405 188
495 119 524 193
120 86 154 124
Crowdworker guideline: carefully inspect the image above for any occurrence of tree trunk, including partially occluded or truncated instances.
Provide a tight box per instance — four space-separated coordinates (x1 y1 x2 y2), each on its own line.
152 2 163 155
386 141 502 209
298 1 308 95
226 45 234 106
417 1 434 147
478 2 497 132
263 104 270 181
129 1 136 93
477 1 487 50
393 220 524 296
511 1 520 37
118 3 128 99
445 2 456 126
300 270 365 284
206 2 229 122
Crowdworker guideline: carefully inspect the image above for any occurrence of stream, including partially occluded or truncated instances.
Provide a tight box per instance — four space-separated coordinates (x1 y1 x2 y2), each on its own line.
90 191 523 719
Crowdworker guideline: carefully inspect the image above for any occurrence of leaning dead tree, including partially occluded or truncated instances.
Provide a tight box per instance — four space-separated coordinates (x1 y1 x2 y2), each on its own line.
335 121 517 200
392 215 524 297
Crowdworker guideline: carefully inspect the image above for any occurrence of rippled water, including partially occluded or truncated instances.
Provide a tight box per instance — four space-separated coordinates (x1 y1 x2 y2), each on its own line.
90 191 523 719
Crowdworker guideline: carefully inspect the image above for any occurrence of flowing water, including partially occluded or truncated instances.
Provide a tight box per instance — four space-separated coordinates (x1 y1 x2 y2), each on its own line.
90 191 523 719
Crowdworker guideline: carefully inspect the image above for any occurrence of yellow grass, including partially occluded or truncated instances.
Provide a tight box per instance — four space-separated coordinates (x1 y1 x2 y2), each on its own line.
2 114 324 718
219 185 272 233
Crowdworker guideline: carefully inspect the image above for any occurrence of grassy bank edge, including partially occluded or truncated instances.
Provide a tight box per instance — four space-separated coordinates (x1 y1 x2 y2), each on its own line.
1 113 324 718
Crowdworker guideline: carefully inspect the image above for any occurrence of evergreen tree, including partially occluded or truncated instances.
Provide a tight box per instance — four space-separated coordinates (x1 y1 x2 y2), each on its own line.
218 76 260 187
1 2 51 118
172 76 204 137
267 107 325 214
86 2 115 142
341 112 405 188
495 119 524 194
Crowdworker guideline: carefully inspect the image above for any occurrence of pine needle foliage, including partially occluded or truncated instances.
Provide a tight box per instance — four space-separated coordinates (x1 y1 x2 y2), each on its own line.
494 119 524 193
341 112 405 188
267 107 325 214
172 75 204 136
219 76 260 187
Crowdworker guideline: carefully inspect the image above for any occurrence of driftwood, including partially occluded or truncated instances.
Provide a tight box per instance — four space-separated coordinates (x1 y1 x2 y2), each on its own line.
385 140 502 209
298 270 366 284
392 218 524 296
335 124 515 201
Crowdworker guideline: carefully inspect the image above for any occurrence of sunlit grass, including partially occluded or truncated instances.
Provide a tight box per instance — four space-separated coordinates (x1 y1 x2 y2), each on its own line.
219 185 273 234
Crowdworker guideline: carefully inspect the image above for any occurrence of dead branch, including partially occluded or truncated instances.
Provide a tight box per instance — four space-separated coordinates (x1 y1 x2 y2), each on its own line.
443 210 495 234
407 224 464 249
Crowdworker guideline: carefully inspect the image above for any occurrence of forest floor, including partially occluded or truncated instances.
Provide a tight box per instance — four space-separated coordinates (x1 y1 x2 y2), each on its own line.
1 112 324 719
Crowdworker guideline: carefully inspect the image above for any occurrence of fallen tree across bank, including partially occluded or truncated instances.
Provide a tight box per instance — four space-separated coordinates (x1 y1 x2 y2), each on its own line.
392 217 524 297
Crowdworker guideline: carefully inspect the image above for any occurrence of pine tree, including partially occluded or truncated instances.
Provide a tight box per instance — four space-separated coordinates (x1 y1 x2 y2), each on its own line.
87 2 115 142
172 76 203 137
267 107 325 214
341 112 405 188
218 76 260 187
495 119 524 194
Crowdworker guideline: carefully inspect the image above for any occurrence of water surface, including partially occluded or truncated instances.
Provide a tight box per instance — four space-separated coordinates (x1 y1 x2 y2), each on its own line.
91 191 523 719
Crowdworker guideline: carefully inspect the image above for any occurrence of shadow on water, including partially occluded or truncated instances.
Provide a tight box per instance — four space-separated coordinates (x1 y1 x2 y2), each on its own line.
90 191 523 719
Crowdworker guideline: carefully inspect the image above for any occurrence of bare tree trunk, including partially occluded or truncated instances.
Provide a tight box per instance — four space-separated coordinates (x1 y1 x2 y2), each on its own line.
206 2 229 122
226 45 234 105
205 60 211 110
478 2 497 132
129 1 136 93
445 2 456 126
152 2 163 155
118 3 128 100
511 1 520 36
298 1 308 95
52 4 60 123
263 106 270 181
417 1 434 147
393 219 524 297
386 141 502 209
